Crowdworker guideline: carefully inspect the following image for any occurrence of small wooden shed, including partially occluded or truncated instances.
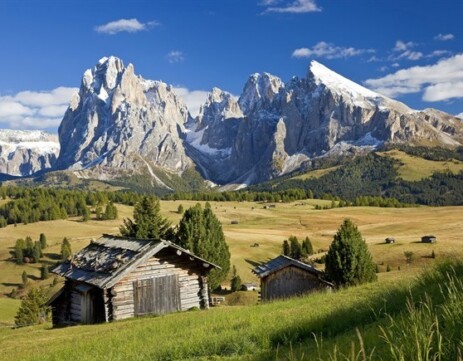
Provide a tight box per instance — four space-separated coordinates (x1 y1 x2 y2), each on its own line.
253 255 332 301
421 235 437 243
49 234 219 326
385 237 395 244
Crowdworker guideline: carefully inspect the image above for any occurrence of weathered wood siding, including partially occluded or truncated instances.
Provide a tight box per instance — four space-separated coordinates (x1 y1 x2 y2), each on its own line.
261 266 325 301
111 252 205 321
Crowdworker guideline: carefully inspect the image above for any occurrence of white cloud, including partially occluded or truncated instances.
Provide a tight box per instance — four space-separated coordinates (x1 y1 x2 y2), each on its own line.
391 40 422 61
263 0 321 13
292 41 373 59
426 50 451 58
172 87 210 117
364 54 463 101
456 112 463 119
94 18 159 35
435 33 454 41
0 87 77 129
393 40 416 52
167 50 185 64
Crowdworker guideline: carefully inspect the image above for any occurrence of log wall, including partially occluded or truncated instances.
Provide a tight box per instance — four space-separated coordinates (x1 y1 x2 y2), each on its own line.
111 254 206 321
261 266 325 301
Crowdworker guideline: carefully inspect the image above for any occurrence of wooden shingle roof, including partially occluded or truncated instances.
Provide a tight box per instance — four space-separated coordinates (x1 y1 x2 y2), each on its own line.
253 255 322 278
52 234 220 289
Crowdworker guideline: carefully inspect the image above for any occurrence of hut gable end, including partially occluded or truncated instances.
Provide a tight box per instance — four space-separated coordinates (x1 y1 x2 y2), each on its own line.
49 235 218 326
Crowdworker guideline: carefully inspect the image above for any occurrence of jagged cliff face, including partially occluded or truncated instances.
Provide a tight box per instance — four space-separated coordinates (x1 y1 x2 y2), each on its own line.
186 61 463 187
0 130 59 177
46 56 463 188
56 56 193 181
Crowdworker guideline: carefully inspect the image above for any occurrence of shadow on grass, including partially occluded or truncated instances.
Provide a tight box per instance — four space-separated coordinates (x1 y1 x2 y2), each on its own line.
44 253 61 261
1 282 20 288
267 260 463 350
245 259 264 268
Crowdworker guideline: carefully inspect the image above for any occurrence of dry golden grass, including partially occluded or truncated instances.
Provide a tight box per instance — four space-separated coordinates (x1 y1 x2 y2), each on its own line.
292 165 340 180
0 200 462 324
378 149 463 181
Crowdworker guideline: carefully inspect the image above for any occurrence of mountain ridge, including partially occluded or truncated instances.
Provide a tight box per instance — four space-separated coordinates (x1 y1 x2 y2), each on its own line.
2 56 463 190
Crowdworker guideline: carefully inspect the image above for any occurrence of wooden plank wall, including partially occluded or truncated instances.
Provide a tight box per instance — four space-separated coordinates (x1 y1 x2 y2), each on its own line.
261 266 324 301
111 254 205 321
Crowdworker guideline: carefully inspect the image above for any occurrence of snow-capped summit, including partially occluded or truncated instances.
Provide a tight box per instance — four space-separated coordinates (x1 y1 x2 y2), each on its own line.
0 130 59 176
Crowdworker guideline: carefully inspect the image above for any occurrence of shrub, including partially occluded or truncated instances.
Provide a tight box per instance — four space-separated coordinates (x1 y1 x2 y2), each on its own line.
14 287 50 327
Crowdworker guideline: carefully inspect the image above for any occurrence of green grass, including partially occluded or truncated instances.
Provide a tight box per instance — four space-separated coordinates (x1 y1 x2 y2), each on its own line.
1 261 462 361
0 298 21 325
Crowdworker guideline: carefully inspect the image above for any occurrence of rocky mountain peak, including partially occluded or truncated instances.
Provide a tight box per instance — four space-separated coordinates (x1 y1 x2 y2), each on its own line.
55 56 194 182
238 72 284 114
196 88 243 128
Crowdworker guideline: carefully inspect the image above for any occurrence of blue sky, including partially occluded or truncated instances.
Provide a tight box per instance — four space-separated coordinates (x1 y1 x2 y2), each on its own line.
0 0 462 132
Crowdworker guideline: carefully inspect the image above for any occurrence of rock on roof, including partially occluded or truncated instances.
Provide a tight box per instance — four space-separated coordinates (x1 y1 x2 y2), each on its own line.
52 234 219 289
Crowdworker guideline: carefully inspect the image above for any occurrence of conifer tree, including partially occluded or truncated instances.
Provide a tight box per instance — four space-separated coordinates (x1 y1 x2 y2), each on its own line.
15 287 49 327
103 202 118 220
61 237 72 261
25 236 34 259
301 236 314 257
325 219 377 286
282 240 290 256
15 238 25 265
177 204 184 214
120 196 170 239
32 242 42 263
40 264 49 280
230 265 242 292
176 203 230 290
39 233 47 249
21 271 28 288
289 235 301 259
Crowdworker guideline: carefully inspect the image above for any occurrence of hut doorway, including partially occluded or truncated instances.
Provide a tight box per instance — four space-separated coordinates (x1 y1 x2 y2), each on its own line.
133 275 181 316
75 284 105 324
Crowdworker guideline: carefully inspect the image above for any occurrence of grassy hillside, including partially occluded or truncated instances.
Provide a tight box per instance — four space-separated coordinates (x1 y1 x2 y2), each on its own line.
1 200 462 327
378 149 463 181
0 261 462 360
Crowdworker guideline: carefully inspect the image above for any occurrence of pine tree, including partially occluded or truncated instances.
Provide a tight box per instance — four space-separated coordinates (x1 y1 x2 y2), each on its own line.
325 219 377 287
289 235 301 259
15 287 49 327
95 206 103 220
61 237 72 261
103 202 118 220
120 196 170 239
15 238 25 265
39 233 47 249
176 203 230 290
40 264 49 280
25 236 34 258
21 271 28 288
282 240 290 256
301 236 314 257
230 265 242 292
32 242 42 263
81 207 90 222
177 204 184 214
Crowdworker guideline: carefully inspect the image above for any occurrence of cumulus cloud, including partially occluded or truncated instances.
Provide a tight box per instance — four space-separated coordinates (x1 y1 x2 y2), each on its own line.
167 50 185 64
262 0 321 13
95 18 159 35
292 41 373 59
434 33 454 41
0 87 77 129
172 87 210 117
364 54 463 101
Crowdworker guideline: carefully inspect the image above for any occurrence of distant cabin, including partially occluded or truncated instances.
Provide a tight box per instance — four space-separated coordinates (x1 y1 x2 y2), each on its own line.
385 237 395 244
241 283 258 291
48 235 219 326
421 235 437 243
253 255 333 301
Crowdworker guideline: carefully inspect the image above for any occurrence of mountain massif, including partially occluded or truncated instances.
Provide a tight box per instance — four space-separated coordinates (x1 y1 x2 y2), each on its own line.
0 130 59 177
2 56 463 189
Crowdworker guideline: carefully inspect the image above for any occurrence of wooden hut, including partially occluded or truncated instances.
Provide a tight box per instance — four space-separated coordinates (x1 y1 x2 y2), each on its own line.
253 255 332 301
48 234 219 326
421 235 437 243
385 237 395 244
